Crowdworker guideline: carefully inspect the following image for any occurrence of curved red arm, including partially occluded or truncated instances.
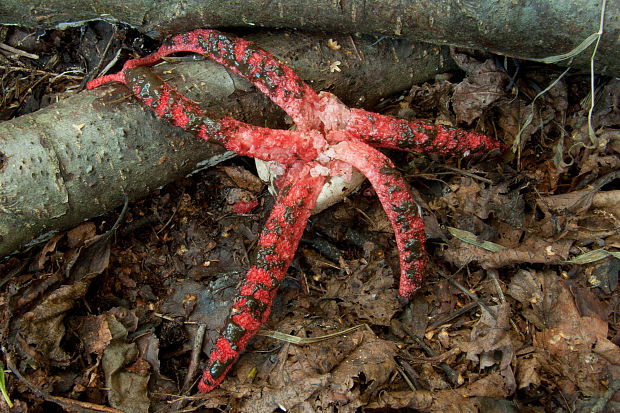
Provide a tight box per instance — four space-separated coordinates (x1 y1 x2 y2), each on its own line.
88 29 322 131
103 66 326 165
199 164 325 392
345 108 505 155
332 139 426 298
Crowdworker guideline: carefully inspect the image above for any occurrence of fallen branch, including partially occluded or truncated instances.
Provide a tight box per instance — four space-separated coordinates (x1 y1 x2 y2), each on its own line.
0 0 616 74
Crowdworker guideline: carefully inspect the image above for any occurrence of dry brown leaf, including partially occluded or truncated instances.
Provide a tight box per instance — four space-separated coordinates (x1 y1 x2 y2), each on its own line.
367 373 510 411
461 303 518 394
316 330 397 409
161 276 242 354
135 332 161 377
126 357 151 376
444 236 572 269
442 178 524 227
235 374 330 412
507 271 610 396
77 315 112 355
517 354 542 389
451 53 507 124
593 337 620 366
220 165 264 192
324 259 400 326
65 222 97 249
405 81 454 116
537 286 607 356
225 328 396 411
366 390 434 410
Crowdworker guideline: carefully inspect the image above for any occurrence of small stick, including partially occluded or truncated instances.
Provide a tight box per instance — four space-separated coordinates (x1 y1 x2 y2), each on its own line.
437 269 493 316
393 320 461 386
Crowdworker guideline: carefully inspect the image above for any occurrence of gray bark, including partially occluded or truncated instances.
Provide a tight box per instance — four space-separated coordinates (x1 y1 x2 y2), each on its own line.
0 0 616 74
0 66 231 258
0 32 454 258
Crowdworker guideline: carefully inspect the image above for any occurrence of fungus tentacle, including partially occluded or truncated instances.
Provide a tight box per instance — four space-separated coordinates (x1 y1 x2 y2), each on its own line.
332 139 426 298
199 164 325 392
86 28 504 392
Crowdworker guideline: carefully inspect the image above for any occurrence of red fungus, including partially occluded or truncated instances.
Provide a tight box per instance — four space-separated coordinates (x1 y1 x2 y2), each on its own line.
87 29 503 392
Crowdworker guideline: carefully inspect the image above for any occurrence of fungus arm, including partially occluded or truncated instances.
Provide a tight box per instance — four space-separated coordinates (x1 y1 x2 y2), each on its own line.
199 164 325 392
332 139 427 298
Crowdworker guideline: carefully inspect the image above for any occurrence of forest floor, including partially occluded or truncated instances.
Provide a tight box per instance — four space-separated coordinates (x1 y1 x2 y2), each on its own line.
0 21 618 413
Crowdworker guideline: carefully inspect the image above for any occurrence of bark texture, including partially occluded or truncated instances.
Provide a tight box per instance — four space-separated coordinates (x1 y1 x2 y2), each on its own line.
0 67 231 258
0 0 616 74
0 32 452 258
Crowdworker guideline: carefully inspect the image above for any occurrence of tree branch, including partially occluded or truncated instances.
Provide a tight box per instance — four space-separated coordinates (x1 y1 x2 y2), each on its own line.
0 0 616 74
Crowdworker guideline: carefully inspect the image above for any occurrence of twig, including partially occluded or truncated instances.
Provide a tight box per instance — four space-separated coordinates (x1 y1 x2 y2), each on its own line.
437 269 493 316
83 27 119 89
396 360 423 390
393 320 461 386
0 65 83 80
348 35 363 61
0 43 39 59
156 189 185 235
487 269 505 303
403 347 461 364
427 301 479 331
394 364 416 391
0 252 32 288
432 163 493 184
182 323 207 393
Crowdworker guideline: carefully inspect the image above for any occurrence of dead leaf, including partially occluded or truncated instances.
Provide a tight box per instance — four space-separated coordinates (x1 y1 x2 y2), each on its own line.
318 330 398 408
593 337 620 366
66 222 97 249
461 303 518 394
507 270 610 396
590 256 620 295
451 53 508 124
405 81 454 118
220 165 264 192
227 326 397 411
324 259 401 326
442 178 525 228
537 286 607 356
366 390 434 410
516 353 542 389
135 332 161 377
102 317 150 413
235 374 330 412
35 232 64 270
444 235 572 269
161 275 243 355
108 307 139 334
13 273 105 366
77 315 112 355
506 270 563 330
367 372 510 411
126 358 151 376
